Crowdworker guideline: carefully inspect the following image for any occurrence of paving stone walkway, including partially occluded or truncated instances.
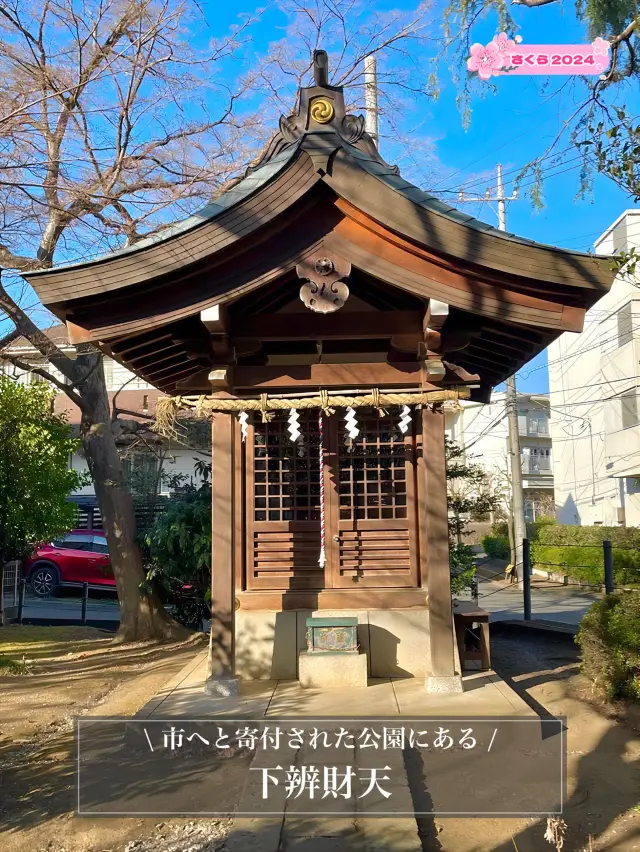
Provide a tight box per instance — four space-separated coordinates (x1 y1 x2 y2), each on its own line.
137 652 533 851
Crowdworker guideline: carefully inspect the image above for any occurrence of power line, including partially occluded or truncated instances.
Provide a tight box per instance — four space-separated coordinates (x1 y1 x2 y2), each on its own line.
439 144 577 195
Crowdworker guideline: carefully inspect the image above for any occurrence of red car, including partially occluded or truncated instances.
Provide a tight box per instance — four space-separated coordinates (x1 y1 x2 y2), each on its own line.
24 530 116 596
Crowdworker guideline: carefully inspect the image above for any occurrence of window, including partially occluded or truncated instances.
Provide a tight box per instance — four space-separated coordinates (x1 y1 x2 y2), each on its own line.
620 390 639 430
617 302 633 348
54 533 94 551
253 413 320 522
522 447 551 472
527 412 548 436
338 412 407 521
122 454 160 492
91 536 109 554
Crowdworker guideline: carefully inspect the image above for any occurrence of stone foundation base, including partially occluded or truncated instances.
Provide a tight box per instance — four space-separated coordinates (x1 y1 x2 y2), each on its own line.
204 676 239 697
235 608 431 680
426 674 464 694
299 650 368 688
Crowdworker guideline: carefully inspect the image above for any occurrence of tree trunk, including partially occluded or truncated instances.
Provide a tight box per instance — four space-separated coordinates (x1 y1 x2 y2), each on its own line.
77 353 182 642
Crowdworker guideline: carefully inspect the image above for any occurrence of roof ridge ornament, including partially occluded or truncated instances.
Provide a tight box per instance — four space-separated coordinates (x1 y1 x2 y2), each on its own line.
313 49 329 87
248 48 399 176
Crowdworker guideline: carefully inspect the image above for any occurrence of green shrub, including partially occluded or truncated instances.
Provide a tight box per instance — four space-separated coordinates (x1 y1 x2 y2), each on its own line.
576 591 640 702
491 521 509 540
482 535 510 560
531 525 640 586
450 544 476 595
491 518 554 544
526 517 556 541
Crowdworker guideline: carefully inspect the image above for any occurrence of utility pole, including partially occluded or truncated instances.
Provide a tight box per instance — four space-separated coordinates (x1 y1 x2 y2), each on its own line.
364 54 379 149
458 164 526 580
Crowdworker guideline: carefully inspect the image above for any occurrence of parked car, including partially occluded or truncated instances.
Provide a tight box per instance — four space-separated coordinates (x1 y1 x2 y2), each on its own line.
24 533 210 631
23 530 115 596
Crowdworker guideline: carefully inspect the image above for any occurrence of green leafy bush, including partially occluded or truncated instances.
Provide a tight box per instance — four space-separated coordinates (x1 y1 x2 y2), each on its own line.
482 535 510 560
491 518 555 544
450 544 476 595
531 525 640 586
576 591 640 702
143 476 212 596
0 376 86 563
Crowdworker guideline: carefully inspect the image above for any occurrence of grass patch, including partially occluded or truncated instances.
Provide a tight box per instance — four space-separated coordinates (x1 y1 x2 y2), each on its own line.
0 625 112 662
0 657 30 675
0 655 31 675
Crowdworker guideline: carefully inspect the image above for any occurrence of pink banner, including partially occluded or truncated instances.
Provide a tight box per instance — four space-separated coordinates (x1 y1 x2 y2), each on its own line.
467 34 611 80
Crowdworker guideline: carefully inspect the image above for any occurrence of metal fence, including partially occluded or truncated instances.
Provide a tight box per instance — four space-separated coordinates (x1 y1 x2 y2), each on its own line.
469 537 639 630
0 561 20 625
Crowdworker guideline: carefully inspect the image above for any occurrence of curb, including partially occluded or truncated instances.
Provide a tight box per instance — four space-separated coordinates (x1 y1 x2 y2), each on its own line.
135 645 209 718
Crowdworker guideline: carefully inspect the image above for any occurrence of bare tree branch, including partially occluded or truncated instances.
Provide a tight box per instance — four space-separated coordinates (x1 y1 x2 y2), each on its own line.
511 0 558 7
0 350 83 405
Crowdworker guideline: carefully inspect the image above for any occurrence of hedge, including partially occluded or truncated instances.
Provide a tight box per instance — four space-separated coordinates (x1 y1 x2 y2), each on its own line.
482 535 510 560
482 518 555 561
531 525 640 587
576 591 640 702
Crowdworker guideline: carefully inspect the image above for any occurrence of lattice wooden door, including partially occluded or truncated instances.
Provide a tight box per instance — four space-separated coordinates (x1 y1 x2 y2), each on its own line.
245 412 325 591
326 409 419 589
244 409 419 592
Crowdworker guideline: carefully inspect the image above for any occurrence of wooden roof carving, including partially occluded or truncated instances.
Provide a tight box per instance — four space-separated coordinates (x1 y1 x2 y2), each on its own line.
23 49 615 398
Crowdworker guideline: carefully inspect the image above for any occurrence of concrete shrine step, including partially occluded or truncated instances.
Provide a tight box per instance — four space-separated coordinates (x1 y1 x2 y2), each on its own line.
223 741 423 852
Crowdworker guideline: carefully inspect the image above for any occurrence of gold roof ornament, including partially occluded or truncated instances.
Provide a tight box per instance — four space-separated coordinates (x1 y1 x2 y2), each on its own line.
310 97 335 124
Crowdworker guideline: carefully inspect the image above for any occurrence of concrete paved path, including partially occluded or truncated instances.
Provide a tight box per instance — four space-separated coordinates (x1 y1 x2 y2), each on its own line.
137 652 534 851
458 560 601 627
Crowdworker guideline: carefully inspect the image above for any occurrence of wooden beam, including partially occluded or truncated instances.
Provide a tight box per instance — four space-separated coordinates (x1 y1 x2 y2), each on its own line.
200 303 227 334
174 367 212 390
209 412 235 680
233 361 423 389
328 213 587 331
231 310 422 340
235 588 428 611
422 408 457 679
145 364 205 386
129 348 185 370
66 320 93 344
143 356 205 379
112 332 173 356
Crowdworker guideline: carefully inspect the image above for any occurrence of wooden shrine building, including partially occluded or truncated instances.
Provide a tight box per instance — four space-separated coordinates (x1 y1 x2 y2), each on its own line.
26 51 614 693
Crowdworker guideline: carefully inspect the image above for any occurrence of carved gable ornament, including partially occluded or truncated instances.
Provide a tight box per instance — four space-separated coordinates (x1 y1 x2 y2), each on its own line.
297 254 351 314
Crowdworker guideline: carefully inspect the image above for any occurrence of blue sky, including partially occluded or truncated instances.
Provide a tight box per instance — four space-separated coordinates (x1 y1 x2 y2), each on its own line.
8 0 637 396
202 0 638 394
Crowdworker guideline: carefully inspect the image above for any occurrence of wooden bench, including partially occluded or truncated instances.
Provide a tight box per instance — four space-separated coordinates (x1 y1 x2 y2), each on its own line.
453 601 491 671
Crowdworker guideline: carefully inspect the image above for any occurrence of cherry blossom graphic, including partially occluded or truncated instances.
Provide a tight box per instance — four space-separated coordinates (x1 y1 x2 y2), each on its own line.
466 41 505 80
592 37 611 57
591 37 612 75
490 32 518 75
492 32 517 63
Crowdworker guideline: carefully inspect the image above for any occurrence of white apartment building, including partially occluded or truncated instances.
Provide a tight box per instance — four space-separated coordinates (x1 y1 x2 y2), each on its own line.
446 391 553 521
1 326 210 519
549 209 640 527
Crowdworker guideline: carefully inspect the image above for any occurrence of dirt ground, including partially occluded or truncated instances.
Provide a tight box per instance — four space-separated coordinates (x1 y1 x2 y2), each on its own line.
484 625 640 852
1 625 639 852
0 626 229 852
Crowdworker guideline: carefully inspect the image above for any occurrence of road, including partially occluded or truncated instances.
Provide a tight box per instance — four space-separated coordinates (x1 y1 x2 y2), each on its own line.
8 592 212 633
462 562 602 627
6 591 121 629
8 562 600 631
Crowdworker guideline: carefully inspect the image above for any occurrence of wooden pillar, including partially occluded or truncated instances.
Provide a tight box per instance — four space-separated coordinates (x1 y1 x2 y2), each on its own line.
422 407 460 689
206 412 238 695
